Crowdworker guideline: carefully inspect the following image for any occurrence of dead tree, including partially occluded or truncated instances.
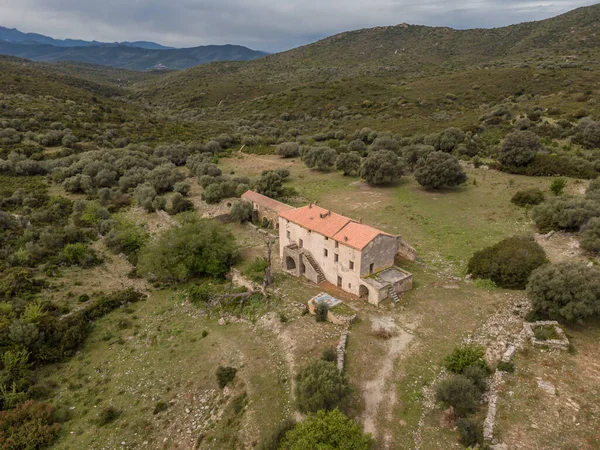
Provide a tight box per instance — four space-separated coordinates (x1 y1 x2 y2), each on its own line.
261 232 278 295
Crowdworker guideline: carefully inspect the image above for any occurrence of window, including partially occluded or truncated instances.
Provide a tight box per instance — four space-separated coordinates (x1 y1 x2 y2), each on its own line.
334 253 339 263
369 263 374 274
324 249 328 257
286 231 290 239
349 261 354 270
299 239 303 248
335 242 339 249
325 236 329 241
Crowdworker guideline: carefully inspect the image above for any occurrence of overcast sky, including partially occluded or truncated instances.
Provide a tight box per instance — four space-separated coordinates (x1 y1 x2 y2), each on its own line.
0 0 597 52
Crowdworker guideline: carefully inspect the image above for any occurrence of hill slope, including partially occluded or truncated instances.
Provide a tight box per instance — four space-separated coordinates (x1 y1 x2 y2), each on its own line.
135 3 600 108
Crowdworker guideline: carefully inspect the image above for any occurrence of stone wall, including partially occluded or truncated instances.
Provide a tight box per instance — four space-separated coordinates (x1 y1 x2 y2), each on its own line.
336 330 349 373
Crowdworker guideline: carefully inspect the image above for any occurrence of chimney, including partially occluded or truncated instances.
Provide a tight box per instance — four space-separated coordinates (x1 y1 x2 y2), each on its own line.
309 203 312 209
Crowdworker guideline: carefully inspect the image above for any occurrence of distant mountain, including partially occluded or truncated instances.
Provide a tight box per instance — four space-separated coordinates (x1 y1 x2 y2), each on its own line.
0 26 268 70
0 26 173 49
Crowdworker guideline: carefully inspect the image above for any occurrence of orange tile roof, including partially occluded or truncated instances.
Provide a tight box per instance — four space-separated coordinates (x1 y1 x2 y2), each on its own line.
241 190 293 213
279 204 395 250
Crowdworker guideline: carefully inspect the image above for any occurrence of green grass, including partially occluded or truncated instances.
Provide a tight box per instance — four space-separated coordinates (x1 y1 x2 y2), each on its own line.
38 289 290 449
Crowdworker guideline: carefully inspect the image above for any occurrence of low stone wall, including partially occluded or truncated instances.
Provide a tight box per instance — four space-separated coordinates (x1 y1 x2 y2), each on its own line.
523 320 570 350
336 330 349 373
307 299 357 326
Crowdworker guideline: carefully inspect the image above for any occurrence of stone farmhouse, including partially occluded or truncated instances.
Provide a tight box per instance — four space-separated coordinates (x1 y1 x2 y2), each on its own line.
240 190 414 305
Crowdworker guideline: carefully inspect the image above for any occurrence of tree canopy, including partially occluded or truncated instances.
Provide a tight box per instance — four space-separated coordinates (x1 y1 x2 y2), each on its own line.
414 151 467 189
359 150 404 185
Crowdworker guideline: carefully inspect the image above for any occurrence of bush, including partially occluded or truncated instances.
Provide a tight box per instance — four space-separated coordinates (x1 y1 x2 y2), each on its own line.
587 177 600 202
230 201 253 223
414 151 467 189
168 193 194 215
498 131 542 167
315 302 329 322
276 142 300 158
462 365 488 394
527 262 600 322
511 188 545 207
322 347 336 362
134 183 157 212
104 219 148 264
62 243 99 267
0 401 61 450
435 375 480 417
532 196 600 233
550 177 568 196
295 360 349 413
497 361 515 373
202 183 225 204
137 221 237 283
467 235 548 289
216 366 237 389
457 418 483 447
257 418 296 450
335 152 361 176
173 181 191 196
359 150 404 185
96 406 120 426
280 409 373 450
579 217 600 253
302 147 337 171
444 344 488 374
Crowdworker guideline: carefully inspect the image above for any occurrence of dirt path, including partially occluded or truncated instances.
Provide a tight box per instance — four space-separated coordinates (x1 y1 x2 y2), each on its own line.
361 315 417 441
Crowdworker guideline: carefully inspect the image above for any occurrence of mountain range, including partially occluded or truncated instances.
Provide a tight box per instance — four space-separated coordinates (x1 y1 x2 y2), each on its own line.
0 26 268 70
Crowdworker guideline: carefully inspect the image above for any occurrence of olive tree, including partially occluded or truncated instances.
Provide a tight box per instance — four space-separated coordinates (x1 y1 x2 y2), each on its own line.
335 152 361 176
414 152 467 189
276 142 300 158
302 147 337 171
255 171 284 198
295 359 349 413
579 217 600 253
359 150 404 185
497 131 542 167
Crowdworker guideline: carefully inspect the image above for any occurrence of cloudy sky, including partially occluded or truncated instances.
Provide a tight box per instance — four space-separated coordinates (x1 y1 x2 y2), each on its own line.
0 0 597 52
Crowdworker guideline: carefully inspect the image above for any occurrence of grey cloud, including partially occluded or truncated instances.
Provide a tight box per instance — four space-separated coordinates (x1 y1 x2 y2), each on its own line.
0 0 596 52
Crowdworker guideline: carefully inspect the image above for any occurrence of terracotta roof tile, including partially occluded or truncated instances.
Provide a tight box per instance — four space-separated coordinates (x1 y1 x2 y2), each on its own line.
279 204 395 250
241 190 293 213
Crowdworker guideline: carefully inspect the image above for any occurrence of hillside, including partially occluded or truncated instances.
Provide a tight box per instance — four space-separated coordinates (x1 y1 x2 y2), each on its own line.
0 40 268 70
135 3 600 108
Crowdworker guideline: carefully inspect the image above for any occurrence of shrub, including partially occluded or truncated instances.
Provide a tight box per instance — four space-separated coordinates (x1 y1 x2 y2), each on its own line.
467 235 548 289
444 344 488 374
62 243 99 267
497 361 515 373
532 196 600 233
0 401 61 450
276 142 300 158
153 401 169 415
400 144 435 171
315 302 329 322
579 217 600 253
414 151 467 189
348 139 367 155
527 262 600 322
457 418 483 447
370 136 399 153
550 178 568 196
216 366 237 389
321 347 336 362
462 365 488 394
254 172 284 198
173 181 191 196
202 183 224 204
134 183 157 212
96 406 120 426
335 152 361 176
168 193 194 215
295 360 349 413
137 221 237 282
230 201 253 223
302 147 337 171
498 131 542 167
104 219 148 264
511 188 545 207
587 177 600 202
359 150 404 185
279 409 373 450
435 375 480 417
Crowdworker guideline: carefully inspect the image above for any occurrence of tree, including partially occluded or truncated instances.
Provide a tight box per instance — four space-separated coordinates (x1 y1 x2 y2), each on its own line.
137 220 238 283
295 360 349 413
444 344 489 375
347 139 368 156
370 136 399 153
168 193 194 215
579 217 600 253
586 177 600 202
173 181 191 196
550 178 567 196
532 196 600 233
280 409 373 450
335 152 361 176
302 147 337 171
437 127 465 152
498 131 542 167
230 201 253 223
105 219 148 264
399 144 434 172
148 165 182 193
255 172 284 199
202 183 224 204
359 150 404 185
435 375 480 417
276 142 300 158
467 235 548 289
414 151 467 189
527 262 600 322
134 183 157 213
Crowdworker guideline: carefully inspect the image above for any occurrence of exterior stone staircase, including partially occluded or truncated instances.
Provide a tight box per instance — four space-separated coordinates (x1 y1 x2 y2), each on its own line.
303 252 326 284
373 273 400 305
